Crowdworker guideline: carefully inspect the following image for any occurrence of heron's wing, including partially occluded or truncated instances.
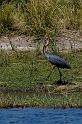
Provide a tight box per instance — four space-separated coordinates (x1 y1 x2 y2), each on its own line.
47 54 70 68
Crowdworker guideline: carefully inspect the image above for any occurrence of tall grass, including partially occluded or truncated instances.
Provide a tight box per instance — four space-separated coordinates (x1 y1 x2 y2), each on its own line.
25 0 60 36
60 0 82 30
0 0 82 36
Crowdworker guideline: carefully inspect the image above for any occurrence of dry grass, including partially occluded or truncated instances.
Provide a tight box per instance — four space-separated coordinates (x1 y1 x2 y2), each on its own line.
0 0 82 37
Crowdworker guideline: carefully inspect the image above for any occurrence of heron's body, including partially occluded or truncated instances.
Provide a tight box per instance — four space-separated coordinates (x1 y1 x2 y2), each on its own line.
44 52 71 69
43 40 71 83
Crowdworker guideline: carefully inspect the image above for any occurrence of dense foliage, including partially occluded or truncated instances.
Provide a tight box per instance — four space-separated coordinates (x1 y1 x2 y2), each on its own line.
0 0 82 37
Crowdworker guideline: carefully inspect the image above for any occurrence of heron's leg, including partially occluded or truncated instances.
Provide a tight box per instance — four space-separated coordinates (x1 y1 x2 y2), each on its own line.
57 67 62 82
46 66 55 80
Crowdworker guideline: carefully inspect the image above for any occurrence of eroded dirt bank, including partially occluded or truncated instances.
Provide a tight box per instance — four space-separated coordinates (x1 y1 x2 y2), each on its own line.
0 30 82 52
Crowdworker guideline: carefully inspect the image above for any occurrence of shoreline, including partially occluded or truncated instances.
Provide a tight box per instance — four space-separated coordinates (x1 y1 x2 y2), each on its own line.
1 104 82 109
0 32 82 109
0 84 82 109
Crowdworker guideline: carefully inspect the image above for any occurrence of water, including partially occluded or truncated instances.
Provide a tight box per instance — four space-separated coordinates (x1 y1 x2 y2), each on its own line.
0 108 82 124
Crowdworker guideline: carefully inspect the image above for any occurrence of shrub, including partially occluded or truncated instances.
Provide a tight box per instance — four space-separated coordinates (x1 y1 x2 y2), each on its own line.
0 4 14 35
25 0 61 37
0 0 82 36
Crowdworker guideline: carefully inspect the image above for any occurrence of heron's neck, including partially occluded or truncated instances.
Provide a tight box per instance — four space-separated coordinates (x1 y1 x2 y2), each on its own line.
43 45 47 55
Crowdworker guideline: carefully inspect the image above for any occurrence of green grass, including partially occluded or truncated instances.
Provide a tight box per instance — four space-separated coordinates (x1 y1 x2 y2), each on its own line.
0 0 82 108
0 91 82 108
0 50 81 108
0 50 82 87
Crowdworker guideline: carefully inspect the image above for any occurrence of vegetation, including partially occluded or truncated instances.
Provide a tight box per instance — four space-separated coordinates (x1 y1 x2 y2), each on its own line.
0 50 82 87
0 0 82 108
0 92 82 108
0 0 82 37
0 50 81 108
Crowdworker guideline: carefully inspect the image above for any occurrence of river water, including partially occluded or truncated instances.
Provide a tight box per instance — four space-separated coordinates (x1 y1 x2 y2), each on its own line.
0 108 82 124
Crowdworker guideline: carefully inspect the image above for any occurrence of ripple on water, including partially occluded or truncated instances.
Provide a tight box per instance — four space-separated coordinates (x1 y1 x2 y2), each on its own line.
0 108 82 124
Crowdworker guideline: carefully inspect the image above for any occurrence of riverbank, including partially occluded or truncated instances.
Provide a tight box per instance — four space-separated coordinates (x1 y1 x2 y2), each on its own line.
0 1 82 108
0 30 82 52
0 83 82 108
0 50 81 108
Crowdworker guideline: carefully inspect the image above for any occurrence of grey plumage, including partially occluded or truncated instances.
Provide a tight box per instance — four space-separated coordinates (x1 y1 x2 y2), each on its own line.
43 40 71 83
44 52 71 69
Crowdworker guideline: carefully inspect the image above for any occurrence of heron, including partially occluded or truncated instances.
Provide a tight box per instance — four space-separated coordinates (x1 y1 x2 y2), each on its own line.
43 38 71 84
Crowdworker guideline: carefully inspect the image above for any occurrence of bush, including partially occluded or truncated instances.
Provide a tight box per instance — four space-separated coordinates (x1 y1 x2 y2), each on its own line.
0 0 82 36
25 0 60 37
61 0 82 30
0 4 14 35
